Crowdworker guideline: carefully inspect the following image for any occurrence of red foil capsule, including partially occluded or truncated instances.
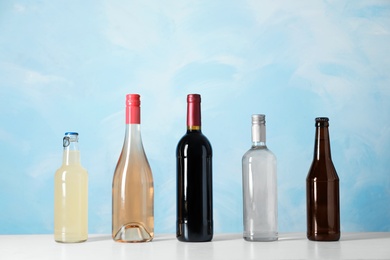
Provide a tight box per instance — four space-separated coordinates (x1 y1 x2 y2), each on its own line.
187 94 201 129
126 94 141 124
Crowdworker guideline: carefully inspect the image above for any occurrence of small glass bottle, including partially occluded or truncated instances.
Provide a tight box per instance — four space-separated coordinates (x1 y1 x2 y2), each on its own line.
112 94 154 243
54 132 88 243
306 117 340 241
242 114 278 241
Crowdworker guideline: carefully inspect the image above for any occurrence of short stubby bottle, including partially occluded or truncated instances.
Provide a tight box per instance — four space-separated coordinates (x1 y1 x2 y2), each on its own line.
306 117 340 241
242 114 278 241
112 94 154 243
54 132 88 243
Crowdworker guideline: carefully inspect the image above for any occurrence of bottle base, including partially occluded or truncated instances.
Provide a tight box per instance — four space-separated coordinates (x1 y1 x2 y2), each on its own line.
177 235 213 242
243 232 278 242
55 238 87 243
113 223 153 243
54 233 87 243
307 232 340 241
177 222 213 242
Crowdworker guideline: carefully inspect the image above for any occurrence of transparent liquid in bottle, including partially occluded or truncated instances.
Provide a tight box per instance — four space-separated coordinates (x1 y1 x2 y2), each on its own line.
242 114 278 242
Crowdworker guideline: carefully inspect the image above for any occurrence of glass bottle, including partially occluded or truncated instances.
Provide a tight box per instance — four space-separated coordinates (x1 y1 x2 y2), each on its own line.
242 114 278 241
54 132 88 243
306 117 340 241
176 94 213 242
112 94 154 243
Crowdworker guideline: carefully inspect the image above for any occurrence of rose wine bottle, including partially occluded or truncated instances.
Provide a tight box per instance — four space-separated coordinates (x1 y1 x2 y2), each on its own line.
306 117 340 241
112 94 154 243
54 132 88 243
242 114 278 241
176 94 213 242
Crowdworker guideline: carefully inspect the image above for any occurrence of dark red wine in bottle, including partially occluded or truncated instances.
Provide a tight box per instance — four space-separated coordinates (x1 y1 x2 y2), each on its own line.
306 117 340 241
176 94 213 242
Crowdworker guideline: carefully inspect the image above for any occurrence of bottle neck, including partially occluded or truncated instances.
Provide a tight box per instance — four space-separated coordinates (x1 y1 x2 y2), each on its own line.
187 94 201 132
313 125 332 160
124 124 142 144
124 94 143 148
251 114 266 147
62 139 81 165
252 122 266 147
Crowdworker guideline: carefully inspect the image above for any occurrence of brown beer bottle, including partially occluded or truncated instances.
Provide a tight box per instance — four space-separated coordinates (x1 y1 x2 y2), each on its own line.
306 117 340 241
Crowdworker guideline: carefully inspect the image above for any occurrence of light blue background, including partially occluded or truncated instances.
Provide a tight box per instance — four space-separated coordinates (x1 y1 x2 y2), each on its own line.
1 0 389 234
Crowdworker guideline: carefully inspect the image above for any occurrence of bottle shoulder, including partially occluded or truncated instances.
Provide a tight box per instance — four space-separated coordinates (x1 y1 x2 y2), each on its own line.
56 163 87 170
242 146 276 160
177 131 212 150
55 165 88 177
116 146 151 169
307 159 339 181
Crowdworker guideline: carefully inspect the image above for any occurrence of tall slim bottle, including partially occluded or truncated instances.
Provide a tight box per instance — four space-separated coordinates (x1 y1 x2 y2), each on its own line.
176 94 213 242
54 132 88 243
242 114 278 241
306 117 340 241
112 94 154 243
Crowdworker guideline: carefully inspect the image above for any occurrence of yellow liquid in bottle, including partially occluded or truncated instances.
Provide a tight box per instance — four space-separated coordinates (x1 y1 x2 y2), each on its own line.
54 150 88 243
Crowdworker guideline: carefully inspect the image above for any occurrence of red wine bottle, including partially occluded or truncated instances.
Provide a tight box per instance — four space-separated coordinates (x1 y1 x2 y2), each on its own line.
176 94 213 242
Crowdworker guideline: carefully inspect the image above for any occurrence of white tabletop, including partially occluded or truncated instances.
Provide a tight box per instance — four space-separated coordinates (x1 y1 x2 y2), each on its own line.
1 233 389 260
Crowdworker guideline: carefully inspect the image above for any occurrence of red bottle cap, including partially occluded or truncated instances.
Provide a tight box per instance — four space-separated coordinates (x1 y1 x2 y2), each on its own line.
187 94 201 128
126 94 141 124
